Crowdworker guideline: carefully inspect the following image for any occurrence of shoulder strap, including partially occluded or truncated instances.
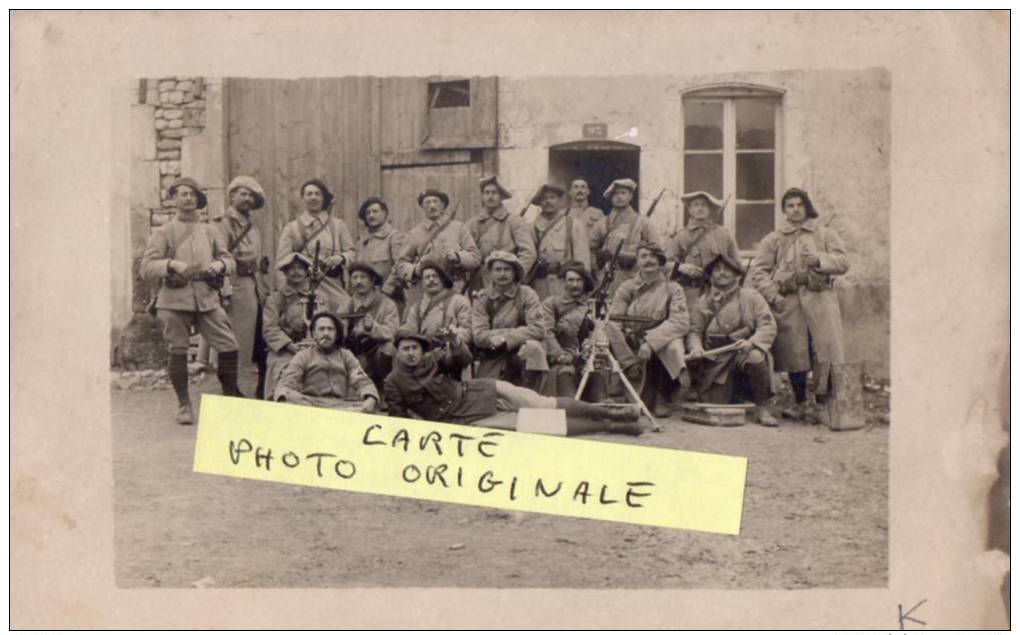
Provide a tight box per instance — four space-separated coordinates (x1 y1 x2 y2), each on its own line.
566 215 575 262
167 221 201 259
227 217 254 254
422 216 455 256
297 217 330 254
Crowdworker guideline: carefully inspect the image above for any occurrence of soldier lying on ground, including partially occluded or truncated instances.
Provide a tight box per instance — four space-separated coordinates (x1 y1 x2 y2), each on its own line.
274 312 380 412
384 328 643 436
686 254 779 427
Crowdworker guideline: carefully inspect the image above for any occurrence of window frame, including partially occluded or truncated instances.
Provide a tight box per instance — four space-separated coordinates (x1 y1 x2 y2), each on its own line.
680 84 785 254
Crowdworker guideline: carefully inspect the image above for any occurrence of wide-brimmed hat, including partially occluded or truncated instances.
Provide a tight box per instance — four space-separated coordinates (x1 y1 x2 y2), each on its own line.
394 328 432 351
168 177 208 210
276 251 313 272
680 190 723 210
703 253 746 277
358 196 389 222
419 258 454 289
417 189 450 208
347 261 384 286
558 260 595 292
531 183 566 206
485 250 525 282
300 178 335 210
635 240 667 266
227 175 266 210
603 178 637 198
479 175 512 200
781 187 819 219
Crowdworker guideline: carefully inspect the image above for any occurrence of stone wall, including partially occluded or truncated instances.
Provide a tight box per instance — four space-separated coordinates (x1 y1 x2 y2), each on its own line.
117 77 213 369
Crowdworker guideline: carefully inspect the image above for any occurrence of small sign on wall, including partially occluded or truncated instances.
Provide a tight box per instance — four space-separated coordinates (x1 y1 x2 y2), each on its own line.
582 123 608 139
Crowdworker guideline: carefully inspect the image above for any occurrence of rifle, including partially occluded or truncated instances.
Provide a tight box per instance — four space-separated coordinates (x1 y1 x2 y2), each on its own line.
684 341 744 361
304 242 324 328
519 184 546 217
644 188 666 218
522 257 547 287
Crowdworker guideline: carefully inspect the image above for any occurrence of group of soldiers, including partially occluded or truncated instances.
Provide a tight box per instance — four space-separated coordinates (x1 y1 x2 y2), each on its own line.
142 172 849 433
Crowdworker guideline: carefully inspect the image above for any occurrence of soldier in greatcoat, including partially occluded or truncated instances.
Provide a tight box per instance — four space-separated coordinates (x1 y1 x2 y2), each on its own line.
667 191 741 311
141 177 240 424
527 183 591 300
542 262 605 400
464 175 537 293
470 251 548 391
751 187 849 422
606 242 689 417
355 196 406 311
590 178 662 294
260 252 343 400
214 176 270 392
566 177 606 257
401 258 472 353
394 188 481 305
339 262 401 397
275 178 356 308
687 254 779 427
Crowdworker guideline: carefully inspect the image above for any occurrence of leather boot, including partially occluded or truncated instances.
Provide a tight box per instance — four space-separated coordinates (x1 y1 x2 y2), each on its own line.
217 350 244 397
556 371 578 398
756 405 778 427
168 352 193 425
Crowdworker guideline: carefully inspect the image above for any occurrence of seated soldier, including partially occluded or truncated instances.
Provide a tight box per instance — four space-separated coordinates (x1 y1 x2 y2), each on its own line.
401 258 472 350
261 252 342 399
470 250 548 391
341 262 400 394
606 242 689 418
542 261 605 399
384 328 643 436
686 254 779 427
274 312 379 412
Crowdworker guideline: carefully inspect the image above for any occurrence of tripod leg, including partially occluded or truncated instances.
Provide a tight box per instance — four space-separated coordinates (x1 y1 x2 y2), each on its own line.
574 362 593 399
611 356 656 423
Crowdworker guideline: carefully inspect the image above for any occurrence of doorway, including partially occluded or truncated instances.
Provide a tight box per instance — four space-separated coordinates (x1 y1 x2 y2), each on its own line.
548 141 641 213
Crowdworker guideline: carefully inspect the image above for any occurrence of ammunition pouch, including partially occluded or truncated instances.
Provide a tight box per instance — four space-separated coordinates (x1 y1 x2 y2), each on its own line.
805 269 833 292
532 260 550 280
284 327 307 343
476 344 506 360
727 326 752 342
164 271 190 289
259 256 271 275
617 254 637 270
624 330 645 351
325 264 345 279
236 258 257 277
676 271 706 288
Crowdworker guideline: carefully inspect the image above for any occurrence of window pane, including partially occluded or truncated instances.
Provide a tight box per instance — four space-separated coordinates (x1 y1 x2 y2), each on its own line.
683 100 723 150
736 100 775 149
736 203 775 250
428 80 470 108
683 153 723 198
736 152 774 200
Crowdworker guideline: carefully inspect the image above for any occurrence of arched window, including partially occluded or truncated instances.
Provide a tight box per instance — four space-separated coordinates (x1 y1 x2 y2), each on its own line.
681 83 784 250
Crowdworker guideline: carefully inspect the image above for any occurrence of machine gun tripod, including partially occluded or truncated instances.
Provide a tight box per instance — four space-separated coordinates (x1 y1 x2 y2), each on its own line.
573 301 657 426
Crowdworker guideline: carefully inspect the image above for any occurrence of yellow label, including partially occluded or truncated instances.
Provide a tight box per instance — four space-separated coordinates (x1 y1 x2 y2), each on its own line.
193 396 748 535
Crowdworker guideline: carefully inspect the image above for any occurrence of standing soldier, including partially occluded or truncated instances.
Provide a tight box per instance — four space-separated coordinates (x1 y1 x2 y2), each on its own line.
394 188 480 305
606 242 689 418
566 177 606 251
141 177 240 425
402 258 472 350
590 178 662 294
687 254 778 427
214 176 269 391
465 175 536 293
471 251 548 391
261 252 343 400
668 191 740 311
542 262 604 400
751 187 849 423
355 196 406 310
340 262 401 397
275 178 356 307
526 183 591 299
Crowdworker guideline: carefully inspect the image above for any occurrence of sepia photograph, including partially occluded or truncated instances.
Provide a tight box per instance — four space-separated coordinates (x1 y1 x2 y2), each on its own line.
110 68 891 588
11 9 1008 629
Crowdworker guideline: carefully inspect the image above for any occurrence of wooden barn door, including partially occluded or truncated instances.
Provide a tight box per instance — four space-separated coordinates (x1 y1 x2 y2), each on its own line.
224 77 381 288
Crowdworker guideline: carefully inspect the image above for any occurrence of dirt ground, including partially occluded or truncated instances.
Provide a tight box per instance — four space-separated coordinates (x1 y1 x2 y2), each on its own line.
112 369 889 589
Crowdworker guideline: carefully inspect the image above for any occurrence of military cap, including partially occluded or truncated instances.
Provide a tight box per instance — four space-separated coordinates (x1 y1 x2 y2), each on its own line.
558 261 595 292
417 189 450 208
485 250 526 282
603 178 638 198
479 175 513 200
168 177 208 210
680 190 723 210
703 253 746 277
530 183 566 206
419 258 455 289
300 178 335 210
394 328 433 352
635 240 667 266
227 175 267 210
347 261 384 287
276 251 314 272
